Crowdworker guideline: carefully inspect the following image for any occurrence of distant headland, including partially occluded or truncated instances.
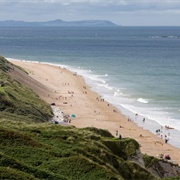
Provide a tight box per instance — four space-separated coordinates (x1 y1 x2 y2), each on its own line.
0 19 118 27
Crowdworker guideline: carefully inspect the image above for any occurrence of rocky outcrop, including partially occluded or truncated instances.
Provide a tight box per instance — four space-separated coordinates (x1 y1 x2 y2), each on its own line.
143 154 180 178
103 138 180 179
130 149 145 167
148 160 180 178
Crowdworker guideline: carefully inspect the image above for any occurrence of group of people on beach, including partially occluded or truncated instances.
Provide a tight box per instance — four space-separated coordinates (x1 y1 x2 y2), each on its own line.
155 126 172 144
128 112 174 145
159 153 171 160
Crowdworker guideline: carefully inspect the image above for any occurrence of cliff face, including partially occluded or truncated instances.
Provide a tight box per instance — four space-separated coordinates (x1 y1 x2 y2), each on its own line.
0 56 180 180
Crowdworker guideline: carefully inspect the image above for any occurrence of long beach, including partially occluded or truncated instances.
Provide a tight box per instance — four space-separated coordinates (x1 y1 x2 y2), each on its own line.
10 60 180 165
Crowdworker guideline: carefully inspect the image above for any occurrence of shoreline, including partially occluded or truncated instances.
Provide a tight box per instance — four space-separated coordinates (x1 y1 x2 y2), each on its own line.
10 59 180 165
9 58 180 148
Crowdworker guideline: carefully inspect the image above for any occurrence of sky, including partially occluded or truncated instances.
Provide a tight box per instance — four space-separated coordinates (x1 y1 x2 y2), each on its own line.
0 0 180 26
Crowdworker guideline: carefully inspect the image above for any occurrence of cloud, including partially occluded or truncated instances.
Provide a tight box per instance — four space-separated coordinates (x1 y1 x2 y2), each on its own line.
0 0 180 25
1 0 180 11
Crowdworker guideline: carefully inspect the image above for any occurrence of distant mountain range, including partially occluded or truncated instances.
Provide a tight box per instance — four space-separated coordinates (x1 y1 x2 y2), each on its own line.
0 19 118 27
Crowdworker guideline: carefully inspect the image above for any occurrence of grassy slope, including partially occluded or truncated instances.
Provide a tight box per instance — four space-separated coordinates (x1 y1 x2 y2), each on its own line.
0 120 156 180
0 56 52 123
0 56 178 180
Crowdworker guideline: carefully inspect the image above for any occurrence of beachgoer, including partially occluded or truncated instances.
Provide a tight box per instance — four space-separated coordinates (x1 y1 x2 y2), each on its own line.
135 113 138 119
156 129 160 135
159 153 164 158
119 134 122 140
165 135 169 143
116 130 118 136
164 154 171 160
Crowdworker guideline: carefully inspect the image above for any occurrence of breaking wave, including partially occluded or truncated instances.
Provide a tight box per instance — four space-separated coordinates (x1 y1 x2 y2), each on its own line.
137 98 149 104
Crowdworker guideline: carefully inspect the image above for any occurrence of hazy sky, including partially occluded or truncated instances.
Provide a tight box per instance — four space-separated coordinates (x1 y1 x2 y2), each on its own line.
0 0 180 26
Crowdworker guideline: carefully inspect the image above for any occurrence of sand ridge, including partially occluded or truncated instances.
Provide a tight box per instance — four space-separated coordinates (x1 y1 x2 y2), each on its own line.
10 60 180 165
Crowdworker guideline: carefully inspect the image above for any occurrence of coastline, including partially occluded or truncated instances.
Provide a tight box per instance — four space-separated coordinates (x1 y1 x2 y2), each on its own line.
10 59 180 165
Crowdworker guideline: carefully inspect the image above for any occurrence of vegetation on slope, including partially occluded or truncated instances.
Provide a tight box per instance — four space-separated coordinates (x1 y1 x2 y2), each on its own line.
0 56 52 122
0 120 156 180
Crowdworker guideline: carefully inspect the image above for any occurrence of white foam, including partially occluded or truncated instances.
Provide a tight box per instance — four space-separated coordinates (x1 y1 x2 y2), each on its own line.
114 91 123 97
6 58 40 64
150 36 159 39
119 103 180 131
137 98 149 104
97 83 113 90
6 58 22 62
78 66 85 69
83 74 106 84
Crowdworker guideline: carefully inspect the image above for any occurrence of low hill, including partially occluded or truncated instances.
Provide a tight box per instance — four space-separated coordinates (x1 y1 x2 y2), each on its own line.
0 56 180 179
0 19 118 27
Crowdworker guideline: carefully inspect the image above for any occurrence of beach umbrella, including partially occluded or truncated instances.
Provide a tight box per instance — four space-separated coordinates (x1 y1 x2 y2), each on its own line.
71 114 76 118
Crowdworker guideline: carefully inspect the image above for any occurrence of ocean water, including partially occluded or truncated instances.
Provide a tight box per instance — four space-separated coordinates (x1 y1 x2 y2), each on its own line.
1 26 180 148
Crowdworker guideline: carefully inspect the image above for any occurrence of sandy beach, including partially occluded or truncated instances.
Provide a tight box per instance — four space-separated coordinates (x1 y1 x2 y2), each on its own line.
10 60 180 165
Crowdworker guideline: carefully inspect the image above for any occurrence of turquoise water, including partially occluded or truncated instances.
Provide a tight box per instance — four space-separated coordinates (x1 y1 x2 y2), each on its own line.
1 26 180 148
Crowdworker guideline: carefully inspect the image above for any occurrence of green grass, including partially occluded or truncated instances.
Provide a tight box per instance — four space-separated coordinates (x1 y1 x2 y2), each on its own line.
0 56 53 122
1 121 157 180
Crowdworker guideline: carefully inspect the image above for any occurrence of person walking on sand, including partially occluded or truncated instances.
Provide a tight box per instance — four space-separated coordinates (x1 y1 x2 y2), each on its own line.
165 135 169 143
116 130 118 137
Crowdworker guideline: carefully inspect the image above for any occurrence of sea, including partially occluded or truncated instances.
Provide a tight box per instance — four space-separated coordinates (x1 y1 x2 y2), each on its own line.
0 26 180 148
